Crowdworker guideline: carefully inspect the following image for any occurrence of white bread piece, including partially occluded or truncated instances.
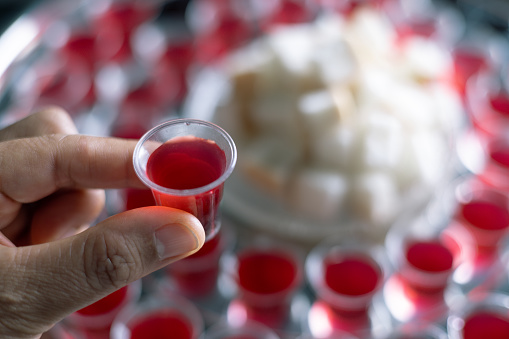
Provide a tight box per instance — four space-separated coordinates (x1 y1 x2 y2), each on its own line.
343 7 398 68
427 82 464 133
381 80 438 131
400 36 453 82
392 129 447 190
214 98 247 145
298 89 340 139
267 24 316 78
356 64 401 110
309 124 355 172
228 39 286 98
249 93 302 139
314 12 346 42
313 38 358 86
353 109 404 171
409 130 448 186
239 134 303 198
288 168 349 221
330 83 357 122
350 171 399 227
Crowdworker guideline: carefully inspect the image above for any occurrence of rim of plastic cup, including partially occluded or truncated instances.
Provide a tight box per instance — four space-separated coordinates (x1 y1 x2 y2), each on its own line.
133 118 237 197
447 293 509 339
111 292 204 339
237 249 303 299
305 241 388 309
67 279 143 329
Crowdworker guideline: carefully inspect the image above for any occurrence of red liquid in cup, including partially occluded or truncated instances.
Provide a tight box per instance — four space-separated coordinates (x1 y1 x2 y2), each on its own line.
195 14 252 64
471 90 509 138
232 249 299 328
490 92 509 118
451 195 509 261
153 41 194 104
463 311 509 339
146 136 227 236
77 286 128 316
129 310 194 339
124 188 155 211
401 240 453 295
320 253 381 319
460 200 509 232
238 251 298 296
478 138 509 191
261 0 314 30
406 241 453 273
60 34 97 71
490 146 509 168
324 255 380 297
452 49 488 95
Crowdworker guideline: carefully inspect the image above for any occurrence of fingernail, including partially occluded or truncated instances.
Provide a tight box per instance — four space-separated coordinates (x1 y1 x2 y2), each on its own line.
154 224 199 260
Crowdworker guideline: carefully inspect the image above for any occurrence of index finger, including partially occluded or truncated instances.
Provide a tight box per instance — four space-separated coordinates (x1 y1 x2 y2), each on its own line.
0 134 145 203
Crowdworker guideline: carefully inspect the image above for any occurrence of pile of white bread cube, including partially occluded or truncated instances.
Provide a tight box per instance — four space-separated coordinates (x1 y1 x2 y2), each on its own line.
213 7 464 236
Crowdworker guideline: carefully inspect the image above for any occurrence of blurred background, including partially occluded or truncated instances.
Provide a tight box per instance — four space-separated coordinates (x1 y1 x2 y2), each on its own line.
2 0 509 338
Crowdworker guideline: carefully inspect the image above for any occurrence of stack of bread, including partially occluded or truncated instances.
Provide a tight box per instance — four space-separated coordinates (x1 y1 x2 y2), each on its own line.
211 7 463 237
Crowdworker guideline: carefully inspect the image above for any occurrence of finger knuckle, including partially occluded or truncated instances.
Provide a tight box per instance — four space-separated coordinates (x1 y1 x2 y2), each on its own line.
38 107 76 134
81 232 141 291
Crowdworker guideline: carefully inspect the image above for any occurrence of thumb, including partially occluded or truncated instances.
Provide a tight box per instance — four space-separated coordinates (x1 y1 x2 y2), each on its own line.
0 206 205 339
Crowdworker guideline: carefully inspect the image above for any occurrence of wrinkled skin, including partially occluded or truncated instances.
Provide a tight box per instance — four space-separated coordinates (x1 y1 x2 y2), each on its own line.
0 107 204 339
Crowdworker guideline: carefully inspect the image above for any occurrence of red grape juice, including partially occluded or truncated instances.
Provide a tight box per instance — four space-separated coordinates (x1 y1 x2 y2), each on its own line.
146 136 226 237
463 311 509 339
402 240 454 293
128 310 195 339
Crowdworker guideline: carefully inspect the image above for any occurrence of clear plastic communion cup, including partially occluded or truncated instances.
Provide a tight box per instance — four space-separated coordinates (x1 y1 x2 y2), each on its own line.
133 118 237 240
110 292 204 339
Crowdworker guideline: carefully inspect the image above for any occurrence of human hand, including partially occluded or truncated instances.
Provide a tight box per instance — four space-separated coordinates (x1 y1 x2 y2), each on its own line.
0 107 205 339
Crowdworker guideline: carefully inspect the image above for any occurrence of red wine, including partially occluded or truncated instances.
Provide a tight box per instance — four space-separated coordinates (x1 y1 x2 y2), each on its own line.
324 254 381 296
238 250 298 295
129 310 194 339
147 136 226 190
77 286 128 316
146 136 227 237
405 240 453 273
460 200 509 231
463 311 509 339
490 143 509 169
490 92 509 118
167 233 223 298
452 48 487 95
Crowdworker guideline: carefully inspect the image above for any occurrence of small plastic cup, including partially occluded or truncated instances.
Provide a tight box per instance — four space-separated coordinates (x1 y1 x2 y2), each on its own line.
133 118 237 240
478 135 509 192
225 240 304 330
431 175 509 292
465 70 509 138
456 130 509 193
305 238 390 338
450 41 492 97
110 292 204 339
446 176 509 258
383 217 457 325
448 293 509 339
65 280 142 338
165 226 229 298
306 240 387 316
